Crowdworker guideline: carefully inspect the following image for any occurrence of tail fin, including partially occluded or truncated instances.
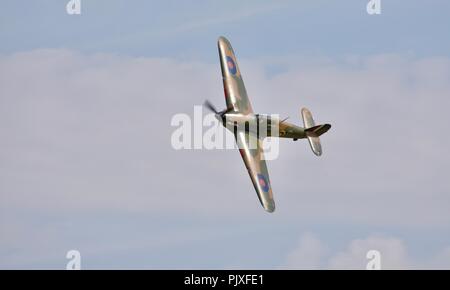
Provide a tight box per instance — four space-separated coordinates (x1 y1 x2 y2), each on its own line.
301 108 331 156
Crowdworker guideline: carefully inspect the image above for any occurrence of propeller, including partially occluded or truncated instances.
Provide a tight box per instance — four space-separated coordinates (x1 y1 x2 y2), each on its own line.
203 100 233 117
280 116 289 124
204 100 219 114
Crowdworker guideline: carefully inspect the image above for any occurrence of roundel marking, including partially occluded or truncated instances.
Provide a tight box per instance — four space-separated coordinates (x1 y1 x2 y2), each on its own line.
257 174 270 193
226 56 237 75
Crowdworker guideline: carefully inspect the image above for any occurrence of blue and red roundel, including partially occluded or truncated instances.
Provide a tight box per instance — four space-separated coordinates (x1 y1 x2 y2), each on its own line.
257 174 270 193
226 56 237 75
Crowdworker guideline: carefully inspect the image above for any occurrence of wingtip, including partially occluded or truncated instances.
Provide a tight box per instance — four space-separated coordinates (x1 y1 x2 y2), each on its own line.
263 201 276 213
218 35 229 42
217 36 231 47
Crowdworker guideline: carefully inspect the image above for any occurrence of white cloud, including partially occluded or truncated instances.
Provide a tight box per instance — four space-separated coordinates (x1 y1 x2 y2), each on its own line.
1 49 450 268
328 235 410 269
284 233 450 269
1 50 450 222
284 233 328 269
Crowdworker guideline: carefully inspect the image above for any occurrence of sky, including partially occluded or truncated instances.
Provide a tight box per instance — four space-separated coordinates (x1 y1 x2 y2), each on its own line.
1 0 450 269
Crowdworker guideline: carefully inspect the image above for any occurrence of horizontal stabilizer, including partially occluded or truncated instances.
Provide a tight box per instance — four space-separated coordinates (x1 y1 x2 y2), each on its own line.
305 124 331 137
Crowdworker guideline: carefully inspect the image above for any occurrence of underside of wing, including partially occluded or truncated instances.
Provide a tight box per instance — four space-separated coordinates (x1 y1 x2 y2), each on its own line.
218 36 253 114
235 130 275 213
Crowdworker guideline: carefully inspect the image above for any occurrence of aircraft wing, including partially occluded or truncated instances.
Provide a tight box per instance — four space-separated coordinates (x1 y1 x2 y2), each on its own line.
235 130 275 212
218 36 253 114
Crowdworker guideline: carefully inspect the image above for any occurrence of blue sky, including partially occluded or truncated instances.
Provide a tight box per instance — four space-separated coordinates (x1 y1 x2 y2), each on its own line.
1 1 450 269
2 0 450 59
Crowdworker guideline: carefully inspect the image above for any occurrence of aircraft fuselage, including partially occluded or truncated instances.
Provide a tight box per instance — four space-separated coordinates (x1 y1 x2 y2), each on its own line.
219 112 307 140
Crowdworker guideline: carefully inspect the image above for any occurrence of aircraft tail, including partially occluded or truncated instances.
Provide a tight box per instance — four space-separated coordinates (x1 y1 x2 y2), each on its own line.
301 108 331 156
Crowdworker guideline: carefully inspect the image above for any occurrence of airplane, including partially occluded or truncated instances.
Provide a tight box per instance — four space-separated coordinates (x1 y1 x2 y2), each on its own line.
204 36 331 213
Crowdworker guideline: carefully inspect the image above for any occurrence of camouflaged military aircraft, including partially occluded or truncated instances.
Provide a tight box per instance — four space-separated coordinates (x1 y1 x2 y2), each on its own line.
204 36 331 213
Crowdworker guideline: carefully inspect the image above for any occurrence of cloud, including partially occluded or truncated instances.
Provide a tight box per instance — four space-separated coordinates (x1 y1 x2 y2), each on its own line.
284 233 450 269
168 2 283 35
284 233 328 269
1 50 449 222
328 235 410 269
1 49 450 268
429 246 450 269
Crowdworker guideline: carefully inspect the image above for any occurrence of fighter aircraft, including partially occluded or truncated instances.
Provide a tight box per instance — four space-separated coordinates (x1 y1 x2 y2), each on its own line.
204 36 331 213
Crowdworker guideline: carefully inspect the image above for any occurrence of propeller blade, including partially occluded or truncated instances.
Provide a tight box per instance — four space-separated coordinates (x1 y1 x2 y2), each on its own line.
280 117 289 124
203 100 218 114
